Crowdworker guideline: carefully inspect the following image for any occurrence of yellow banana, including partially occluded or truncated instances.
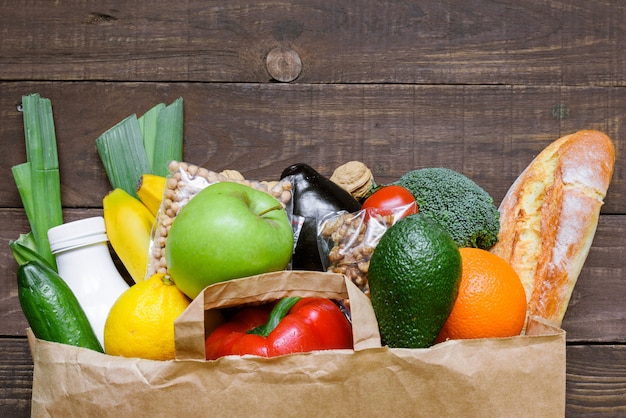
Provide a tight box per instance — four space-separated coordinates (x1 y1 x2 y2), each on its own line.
103 188 155 283
136 174 167 217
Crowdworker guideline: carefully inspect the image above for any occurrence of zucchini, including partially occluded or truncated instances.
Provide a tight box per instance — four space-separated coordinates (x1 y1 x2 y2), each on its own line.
17 260 103 352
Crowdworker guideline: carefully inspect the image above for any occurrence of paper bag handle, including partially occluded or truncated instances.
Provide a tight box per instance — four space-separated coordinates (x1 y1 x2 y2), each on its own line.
174 271 382 360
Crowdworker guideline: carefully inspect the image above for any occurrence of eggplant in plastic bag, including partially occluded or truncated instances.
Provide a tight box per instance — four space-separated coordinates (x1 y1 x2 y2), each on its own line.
281 163 361 271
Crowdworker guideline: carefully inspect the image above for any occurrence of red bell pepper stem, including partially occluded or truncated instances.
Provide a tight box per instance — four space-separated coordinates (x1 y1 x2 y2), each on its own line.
247 297 301 337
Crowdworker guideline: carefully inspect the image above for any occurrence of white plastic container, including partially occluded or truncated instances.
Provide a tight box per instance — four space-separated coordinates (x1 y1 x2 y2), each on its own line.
48 216 130 347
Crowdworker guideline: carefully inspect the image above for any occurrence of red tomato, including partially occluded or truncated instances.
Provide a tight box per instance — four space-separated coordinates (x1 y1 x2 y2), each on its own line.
361 185 418 220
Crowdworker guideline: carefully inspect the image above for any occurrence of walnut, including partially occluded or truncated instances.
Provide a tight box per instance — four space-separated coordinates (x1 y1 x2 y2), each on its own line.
330 161 374 199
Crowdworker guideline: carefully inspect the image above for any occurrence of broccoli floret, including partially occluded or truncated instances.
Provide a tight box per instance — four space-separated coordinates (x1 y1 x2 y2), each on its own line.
394 167 499 249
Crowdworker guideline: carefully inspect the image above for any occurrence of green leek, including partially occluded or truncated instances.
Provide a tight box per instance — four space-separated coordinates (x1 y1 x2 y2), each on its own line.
137 98 184 177
11 94 64 269
9 232 55 269
96 114 151 198
138 102 165 171
97 97 183 196
152 97 184 177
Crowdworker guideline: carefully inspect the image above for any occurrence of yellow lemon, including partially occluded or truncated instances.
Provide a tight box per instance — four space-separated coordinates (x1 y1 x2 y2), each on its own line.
104 273 191 360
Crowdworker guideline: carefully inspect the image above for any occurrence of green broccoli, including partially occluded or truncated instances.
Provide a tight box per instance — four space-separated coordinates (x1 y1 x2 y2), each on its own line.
394 167 499 249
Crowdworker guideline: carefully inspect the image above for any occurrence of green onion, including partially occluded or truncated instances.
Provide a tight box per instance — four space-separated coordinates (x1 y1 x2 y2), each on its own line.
96 114 151 198
11 94 64 269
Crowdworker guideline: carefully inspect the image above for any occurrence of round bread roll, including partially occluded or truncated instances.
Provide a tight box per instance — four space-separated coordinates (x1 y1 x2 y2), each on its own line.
491 130 615 326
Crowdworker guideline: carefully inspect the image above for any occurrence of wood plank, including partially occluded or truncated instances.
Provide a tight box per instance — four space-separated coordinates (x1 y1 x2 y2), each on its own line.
0 338 32 418
1 82 624 211
567 344 626 416
0 338 624 417
0 1 624 85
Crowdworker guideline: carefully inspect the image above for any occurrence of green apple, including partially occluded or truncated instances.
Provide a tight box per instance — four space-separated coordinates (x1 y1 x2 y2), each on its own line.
165 181 294 299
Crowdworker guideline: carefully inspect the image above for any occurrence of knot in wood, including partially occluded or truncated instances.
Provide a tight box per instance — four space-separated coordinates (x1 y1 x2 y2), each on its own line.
266 47 302 82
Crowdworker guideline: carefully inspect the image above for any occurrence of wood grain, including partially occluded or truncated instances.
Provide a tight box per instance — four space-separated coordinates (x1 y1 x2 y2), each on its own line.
566 345 626 416
1 1 624 85
1 83 623 210
0 339 33 418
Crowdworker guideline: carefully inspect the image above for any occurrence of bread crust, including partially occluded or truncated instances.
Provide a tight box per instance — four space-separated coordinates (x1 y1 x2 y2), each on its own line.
491 130 615 326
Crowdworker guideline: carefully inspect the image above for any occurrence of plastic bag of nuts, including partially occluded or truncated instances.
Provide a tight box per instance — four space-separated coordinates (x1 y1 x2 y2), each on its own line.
147 160 296 277
317 203 416 296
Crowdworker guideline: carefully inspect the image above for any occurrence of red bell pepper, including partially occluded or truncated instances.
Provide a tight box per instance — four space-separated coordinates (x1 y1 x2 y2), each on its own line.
205 297 353 360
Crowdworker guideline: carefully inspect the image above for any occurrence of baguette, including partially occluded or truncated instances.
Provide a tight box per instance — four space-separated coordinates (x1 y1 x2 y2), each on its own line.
491 130 615 326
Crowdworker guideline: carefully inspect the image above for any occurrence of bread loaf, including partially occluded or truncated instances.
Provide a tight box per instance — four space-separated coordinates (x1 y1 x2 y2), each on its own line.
491 130 615 326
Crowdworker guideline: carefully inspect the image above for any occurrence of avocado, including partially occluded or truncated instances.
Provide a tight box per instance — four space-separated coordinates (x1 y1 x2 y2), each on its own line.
368 213 462 348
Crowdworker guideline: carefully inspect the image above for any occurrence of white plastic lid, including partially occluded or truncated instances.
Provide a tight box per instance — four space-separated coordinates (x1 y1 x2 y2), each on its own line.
48 216 109 254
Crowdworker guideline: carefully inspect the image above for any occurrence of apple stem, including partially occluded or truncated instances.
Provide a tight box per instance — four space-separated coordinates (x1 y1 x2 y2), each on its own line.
257 204 283 217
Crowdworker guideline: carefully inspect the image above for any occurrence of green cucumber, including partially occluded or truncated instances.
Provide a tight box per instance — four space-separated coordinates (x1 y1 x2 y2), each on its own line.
17 260 104 352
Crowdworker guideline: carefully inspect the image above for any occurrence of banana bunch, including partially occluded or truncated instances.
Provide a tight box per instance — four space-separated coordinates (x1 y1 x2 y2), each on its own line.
103 175 166 283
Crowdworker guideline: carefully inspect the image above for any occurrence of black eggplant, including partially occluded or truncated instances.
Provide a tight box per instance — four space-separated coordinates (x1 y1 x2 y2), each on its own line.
281 163 362 271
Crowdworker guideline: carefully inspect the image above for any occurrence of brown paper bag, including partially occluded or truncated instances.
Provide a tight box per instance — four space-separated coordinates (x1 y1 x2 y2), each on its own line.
28 270 566 418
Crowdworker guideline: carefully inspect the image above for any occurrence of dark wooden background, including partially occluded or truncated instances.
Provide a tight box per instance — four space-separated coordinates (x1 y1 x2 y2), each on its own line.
1 1 624 416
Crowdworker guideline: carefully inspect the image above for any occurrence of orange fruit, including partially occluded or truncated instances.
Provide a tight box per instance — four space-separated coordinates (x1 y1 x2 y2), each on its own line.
437 248 527 341
104 273 191 360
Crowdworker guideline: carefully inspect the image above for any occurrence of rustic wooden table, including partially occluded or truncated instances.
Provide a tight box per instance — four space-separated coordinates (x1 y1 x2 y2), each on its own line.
1 1 625 416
